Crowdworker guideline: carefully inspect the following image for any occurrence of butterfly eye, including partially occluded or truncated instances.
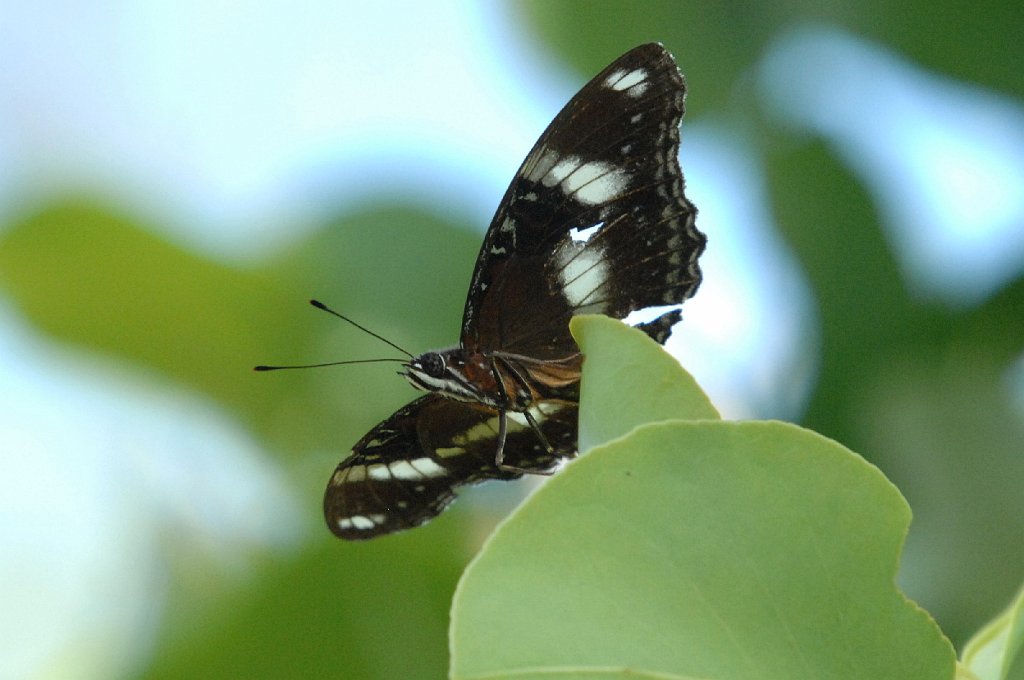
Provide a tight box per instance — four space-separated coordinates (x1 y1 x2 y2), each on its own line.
420 353 445 378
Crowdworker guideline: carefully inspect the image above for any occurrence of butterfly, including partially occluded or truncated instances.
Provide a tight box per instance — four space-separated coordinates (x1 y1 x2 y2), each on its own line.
322 43 705 539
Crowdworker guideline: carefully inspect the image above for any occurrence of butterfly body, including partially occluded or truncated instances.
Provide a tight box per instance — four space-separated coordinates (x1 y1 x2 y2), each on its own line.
323 43 705 539
402 348 581 410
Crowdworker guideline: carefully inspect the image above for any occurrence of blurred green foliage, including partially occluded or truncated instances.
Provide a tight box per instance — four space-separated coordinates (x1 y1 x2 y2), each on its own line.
0 198 484 679
516 0 1024 109
961 583 1024 679
0 199 480 455
0 2 1021 678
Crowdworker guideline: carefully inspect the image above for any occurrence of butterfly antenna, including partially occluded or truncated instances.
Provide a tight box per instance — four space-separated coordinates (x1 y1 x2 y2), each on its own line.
309 299 414 358
254 358 405 372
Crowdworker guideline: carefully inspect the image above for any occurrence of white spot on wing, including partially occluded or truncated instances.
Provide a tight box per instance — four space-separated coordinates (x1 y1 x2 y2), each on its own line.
570 223 603 243
340 466 366 482
338 513 390 532
604 69 627 89
453 420 498 445
555 245 609 311
627 83 649 97
608 68 648 92
389 458 448 480
367 464 390 481
622 304 683 327
525 148 561 183
570 162 630 205
541 156 630 206
366 456 450 477
543 156 583 187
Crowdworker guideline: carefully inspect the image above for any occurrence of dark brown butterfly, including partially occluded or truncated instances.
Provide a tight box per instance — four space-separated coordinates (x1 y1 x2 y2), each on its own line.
312 43 704 539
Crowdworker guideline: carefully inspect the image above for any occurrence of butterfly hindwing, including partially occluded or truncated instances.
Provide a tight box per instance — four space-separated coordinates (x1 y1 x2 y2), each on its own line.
461 43 705 358
325 394 578 540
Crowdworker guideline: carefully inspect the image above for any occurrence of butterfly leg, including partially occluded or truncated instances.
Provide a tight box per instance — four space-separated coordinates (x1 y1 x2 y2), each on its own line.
495 408 557 476
493 409 509 468
523 409 554 454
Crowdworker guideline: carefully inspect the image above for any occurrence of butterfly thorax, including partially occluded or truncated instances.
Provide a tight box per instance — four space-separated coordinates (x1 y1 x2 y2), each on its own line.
402 348 582 411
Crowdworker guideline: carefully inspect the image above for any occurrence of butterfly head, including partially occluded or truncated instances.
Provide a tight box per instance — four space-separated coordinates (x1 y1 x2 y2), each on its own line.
401 349 493 405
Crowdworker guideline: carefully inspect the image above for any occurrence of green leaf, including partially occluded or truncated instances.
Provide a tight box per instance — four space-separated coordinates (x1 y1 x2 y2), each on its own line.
961 584 1024 680
451 316 954 680
570 315 719 451
451 420 954 679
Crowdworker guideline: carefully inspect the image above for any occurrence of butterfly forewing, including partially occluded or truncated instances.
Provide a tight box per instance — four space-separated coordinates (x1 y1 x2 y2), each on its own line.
325 395 577 540
461 43 705 358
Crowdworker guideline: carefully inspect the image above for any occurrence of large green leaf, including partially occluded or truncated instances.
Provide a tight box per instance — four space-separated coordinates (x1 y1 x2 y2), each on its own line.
450 319 954 679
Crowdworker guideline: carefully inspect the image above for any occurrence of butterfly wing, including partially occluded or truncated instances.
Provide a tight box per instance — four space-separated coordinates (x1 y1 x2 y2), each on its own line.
324 394 577 539
461 42 705 358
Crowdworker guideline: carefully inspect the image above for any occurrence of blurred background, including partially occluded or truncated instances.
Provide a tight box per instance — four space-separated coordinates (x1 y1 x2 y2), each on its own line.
1 2 1021 678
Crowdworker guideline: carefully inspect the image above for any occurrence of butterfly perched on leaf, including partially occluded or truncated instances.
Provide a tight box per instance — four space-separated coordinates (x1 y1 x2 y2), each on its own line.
265 43 705 539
